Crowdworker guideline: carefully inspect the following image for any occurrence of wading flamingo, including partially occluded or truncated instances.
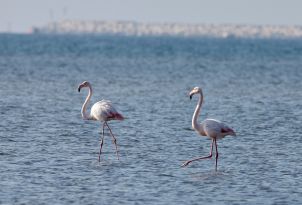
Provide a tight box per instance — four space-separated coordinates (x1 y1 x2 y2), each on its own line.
78 81 124 161
181 87 236 171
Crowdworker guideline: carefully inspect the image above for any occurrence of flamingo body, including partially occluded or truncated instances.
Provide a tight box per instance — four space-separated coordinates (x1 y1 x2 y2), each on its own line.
198 119 235 140
90 100 124 121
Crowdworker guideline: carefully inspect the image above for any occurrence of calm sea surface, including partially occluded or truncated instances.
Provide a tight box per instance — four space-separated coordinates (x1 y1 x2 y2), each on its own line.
0 34 301 204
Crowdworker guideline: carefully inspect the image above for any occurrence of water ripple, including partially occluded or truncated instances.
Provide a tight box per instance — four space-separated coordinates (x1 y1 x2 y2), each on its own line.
0 34 302 204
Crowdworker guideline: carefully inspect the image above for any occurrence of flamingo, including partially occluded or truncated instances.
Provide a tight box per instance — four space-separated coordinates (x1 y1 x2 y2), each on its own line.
78 81 124 162
181 87 236 171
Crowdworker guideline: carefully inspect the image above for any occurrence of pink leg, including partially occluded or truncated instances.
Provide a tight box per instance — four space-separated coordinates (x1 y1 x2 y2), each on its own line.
98 123 105 162
214 138 218 171
105 122 119 160
181 139 214 167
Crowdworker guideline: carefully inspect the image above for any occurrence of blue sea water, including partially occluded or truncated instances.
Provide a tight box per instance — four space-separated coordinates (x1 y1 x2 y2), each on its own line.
0 34 301 204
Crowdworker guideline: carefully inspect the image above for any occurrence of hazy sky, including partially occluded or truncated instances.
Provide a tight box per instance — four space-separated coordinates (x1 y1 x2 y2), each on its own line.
1 0 302 32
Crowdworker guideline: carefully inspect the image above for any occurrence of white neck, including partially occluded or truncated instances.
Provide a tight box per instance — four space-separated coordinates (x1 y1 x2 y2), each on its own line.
192 92 203 130
81 84 92 120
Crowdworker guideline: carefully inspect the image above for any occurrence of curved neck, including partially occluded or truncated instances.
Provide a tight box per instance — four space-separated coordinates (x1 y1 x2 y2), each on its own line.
81 84 92 120
192 92 203 129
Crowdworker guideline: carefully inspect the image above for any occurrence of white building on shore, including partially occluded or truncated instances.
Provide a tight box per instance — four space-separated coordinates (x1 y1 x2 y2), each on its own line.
31 20 302 39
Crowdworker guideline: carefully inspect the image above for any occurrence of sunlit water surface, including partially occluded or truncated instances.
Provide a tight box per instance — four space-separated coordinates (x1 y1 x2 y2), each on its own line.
0 34 301 204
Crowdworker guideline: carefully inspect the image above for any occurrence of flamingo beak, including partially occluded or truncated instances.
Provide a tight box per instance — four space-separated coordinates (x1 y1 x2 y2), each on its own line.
189 91 194 100
78 85 82 92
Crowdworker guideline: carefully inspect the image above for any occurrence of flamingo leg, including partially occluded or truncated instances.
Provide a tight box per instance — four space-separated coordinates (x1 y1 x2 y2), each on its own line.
98 123 105 162
105 122 119 160
214 138 218 171
181 139 214 167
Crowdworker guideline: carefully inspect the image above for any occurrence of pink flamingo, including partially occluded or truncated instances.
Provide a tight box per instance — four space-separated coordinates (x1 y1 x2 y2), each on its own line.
78 81 124 161
181 87 236 171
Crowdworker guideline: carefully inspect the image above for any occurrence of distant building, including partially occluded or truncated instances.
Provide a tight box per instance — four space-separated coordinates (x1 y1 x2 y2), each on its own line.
31 20 302 39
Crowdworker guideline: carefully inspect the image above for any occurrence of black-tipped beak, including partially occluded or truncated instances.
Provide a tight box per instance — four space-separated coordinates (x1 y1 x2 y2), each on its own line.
189 94 193 100
78 86 81 92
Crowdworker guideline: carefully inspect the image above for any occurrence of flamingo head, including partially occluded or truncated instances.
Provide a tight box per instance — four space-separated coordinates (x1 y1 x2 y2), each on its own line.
189 87 202 100
78 81 90 92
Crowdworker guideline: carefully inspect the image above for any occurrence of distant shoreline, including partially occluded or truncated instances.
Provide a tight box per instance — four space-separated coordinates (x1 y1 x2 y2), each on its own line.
30 20 302 39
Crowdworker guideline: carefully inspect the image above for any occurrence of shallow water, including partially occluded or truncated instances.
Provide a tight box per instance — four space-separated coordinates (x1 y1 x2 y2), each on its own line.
0 34 302 204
